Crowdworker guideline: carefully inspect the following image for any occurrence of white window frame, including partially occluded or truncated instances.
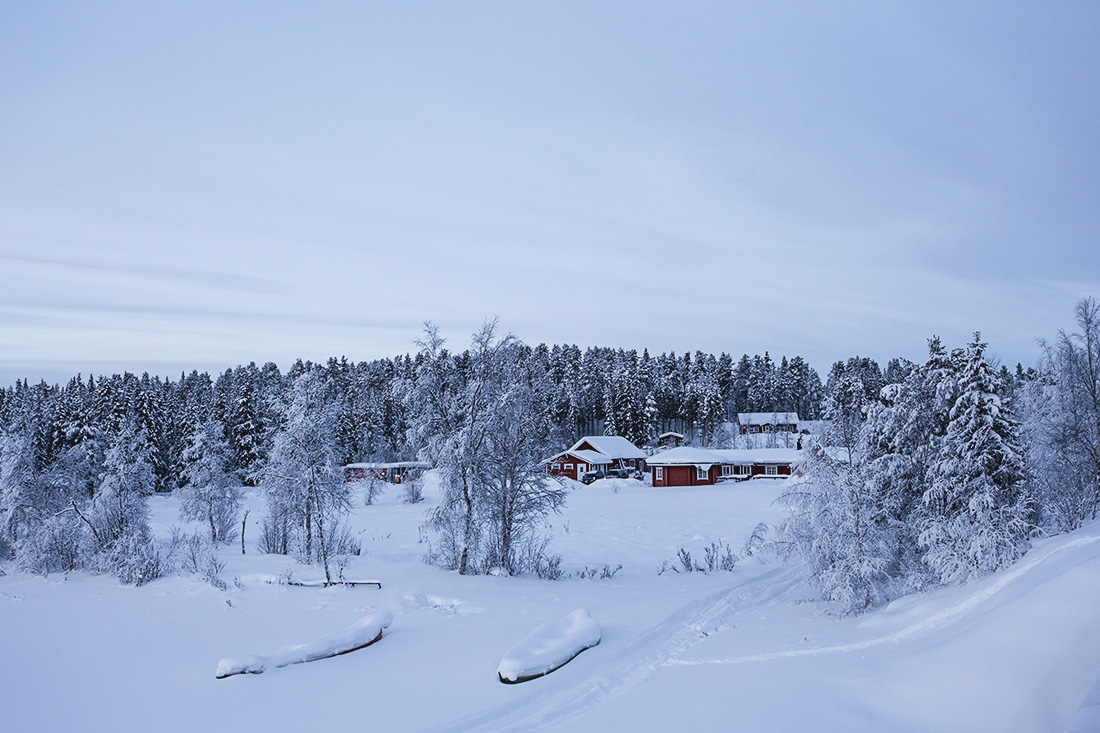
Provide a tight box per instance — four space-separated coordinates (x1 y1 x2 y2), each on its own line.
721 464 733 477
696 465 709 481
765 465 778 476
655 466 663 481
564 463 573 470
734 464 750 476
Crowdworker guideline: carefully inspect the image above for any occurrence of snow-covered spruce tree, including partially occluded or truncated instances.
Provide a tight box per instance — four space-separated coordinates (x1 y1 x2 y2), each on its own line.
822 359 876 459
602 380 618 437
860 338 959 591
231 370 268 486
260 370 352 583
179 419 241 543
920 334 1031 584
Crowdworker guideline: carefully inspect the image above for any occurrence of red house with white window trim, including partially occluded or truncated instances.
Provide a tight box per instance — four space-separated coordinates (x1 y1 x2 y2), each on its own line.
647 448 803 487
545 435 647 481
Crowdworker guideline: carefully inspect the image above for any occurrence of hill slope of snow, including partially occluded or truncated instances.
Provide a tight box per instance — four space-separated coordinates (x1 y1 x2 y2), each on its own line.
1 474 1097 732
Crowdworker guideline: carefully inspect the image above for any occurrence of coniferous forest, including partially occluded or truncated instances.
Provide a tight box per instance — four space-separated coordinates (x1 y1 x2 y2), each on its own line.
2 299 1099 615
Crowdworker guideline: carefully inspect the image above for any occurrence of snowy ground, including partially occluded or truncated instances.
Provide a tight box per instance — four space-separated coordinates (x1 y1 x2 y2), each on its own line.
2 473 1099 732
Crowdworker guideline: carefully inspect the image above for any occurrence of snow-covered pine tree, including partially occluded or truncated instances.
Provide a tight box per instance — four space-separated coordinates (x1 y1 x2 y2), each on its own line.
602 380 618 437
135 374 170 492
231 372 266 486
920 334 1031 583
860 341 959 591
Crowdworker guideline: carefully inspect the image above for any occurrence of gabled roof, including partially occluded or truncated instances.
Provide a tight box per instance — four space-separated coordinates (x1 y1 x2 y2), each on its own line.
547 449 613 465
570 435 647 460
737 412 801 425
659 431 684 439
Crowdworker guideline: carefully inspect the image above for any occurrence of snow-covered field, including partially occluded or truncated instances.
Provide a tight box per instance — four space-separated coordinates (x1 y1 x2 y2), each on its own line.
2 474 1099 732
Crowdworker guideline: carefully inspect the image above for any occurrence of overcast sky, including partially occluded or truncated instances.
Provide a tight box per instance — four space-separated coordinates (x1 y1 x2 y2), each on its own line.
2 2 1098 385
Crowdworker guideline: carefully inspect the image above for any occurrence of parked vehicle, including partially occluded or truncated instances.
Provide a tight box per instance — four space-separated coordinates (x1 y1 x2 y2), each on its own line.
605 468 630 479
581 470 606 484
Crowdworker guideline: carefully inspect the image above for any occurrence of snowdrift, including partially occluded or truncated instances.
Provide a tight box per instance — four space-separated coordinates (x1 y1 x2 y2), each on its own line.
498 608 601 684
216 610 393 678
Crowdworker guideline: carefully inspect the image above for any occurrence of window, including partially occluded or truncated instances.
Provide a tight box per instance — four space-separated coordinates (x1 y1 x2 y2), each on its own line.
721 465 733 477
765 465 778 476
655 467 663 481
564 463 573 470
735 465 749 476
697 466 709 481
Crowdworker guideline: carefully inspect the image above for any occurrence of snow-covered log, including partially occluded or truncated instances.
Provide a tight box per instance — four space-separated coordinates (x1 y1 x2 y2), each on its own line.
498 608 601 684
216 610 393 679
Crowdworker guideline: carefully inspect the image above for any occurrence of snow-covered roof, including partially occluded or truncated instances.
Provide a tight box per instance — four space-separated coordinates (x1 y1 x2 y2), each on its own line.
658 431 684 439
645 447 726 466
711 448 804 464
546 450 613 465
570 436 647 460
737 412 800 425
646 447 804 466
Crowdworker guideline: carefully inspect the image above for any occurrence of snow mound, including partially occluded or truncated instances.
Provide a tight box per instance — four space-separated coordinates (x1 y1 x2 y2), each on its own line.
498 608 601 684
216 610 393 678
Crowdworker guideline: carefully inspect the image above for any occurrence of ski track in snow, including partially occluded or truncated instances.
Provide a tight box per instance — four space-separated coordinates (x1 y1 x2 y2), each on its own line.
429 564 805 733
669 532 1100 668
432 530 1100 732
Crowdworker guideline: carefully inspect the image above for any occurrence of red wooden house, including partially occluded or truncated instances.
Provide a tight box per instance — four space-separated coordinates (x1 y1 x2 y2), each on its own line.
545 435 647 481
647 448 803 487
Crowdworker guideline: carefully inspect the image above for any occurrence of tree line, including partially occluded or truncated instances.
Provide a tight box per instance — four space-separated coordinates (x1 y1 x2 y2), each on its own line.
5 298 1095 600
0 330 825 581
